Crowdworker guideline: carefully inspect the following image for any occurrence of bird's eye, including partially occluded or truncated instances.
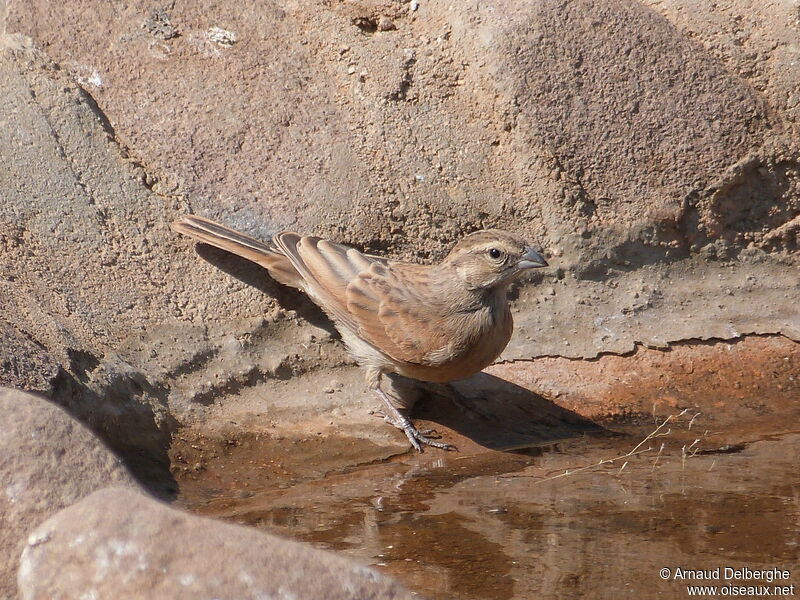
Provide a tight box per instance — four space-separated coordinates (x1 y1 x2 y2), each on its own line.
488 248 503 260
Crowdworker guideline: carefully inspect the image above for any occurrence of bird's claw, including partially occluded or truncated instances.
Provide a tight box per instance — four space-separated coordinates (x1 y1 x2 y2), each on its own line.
373 411 444 445
402 425 456 452
374 387 455 452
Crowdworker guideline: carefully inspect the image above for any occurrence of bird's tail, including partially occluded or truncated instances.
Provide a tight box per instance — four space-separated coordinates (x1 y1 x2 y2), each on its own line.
171 215 303 289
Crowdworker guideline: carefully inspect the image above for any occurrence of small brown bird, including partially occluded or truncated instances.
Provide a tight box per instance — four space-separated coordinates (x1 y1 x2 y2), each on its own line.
171 215 548 450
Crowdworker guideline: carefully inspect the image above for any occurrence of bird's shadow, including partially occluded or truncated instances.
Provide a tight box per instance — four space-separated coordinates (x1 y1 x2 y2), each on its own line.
195 244 338 335
409 372 605 451
195 244 604 450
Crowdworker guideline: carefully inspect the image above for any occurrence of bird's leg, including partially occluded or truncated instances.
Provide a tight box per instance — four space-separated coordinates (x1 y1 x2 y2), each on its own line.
374 384 454 452
370 409 439 437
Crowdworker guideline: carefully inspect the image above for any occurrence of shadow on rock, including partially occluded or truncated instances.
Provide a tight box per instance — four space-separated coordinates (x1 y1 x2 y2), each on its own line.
51 363 179 500
195 244 338 336
414 372 605 451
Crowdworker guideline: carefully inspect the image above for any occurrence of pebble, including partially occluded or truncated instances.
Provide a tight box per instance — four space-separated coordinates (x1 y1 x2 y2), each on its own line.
378 16 396 31
207 26 238 47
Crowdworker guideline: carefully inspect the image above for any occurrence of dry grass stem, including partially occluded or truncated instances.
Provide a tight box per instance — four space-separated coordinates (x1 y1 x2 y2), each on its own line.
688 412 701 430
505 408 704 483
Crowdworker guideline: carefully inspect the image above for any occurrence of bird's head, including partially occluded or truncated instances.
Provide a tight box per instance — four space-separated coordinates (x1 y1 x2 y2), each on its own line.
442 229 549 290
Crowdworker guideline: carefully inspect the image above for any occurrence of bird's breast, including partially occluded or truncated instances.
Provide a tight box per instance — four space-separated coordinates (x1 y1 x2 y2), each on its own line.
396 301 513 383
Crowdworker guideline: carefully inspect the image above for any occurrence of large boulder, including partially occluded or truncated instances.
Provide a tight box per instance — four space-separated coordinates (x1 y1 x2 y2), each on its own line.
17 487 417 600
6 0 797 259
0 388 137 599
3 0 796 338
0 39 351 478
0 1 797 458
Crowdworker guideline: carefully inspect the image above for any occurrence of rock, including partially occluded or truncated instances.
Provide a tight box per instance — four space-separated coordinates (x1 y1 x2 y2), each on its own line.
0 321 59 394
0 0 797 472
17 487 417 600
141 8 178 41
0 41 346 481
0 388 137 599
490 335 800 430
377 16 396 31
504 0 769 242
3 0 796 359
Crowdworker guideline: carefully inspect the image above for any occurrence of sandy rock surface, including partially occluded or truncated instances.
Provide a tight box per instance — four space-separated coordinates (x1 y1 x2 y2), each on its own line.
0 0 797 495
0 388 137 599
17 486 417 600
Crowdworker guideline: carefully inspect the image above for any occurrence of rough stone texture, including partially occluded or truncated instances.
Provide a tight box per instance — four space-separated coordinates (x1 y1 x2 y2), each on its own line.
490 335 800 431
17 487 417 600
0 39 352 482
641 0 800 133
501 0 770 247
0 320 59 394
6 0 798 257
0 1 797 476
0 388 137 600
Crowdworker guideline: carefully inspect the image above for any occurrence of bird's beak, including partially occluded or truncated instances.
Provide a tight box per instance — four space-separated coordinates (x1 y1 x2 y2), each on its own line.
517 246 549 269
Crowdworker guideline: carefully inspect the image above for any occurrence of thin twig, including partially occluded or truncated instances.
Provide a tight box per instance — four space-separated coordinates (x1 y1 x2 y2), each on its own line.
503 408 698 483
510 446 653 483
688 412 701 431
651 442 665 472
628 410 686 455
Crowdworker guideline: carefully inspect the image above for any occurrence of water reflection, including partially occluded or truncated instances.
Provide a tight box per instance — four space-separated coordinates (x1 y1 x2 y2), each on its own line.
180 428 799 599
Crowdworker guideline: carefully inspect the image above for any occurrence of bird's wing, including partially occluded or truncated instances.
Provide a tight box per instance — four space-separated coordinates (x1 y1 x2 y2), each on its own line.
273 232 374 333
347 262 453 364
274 233 447 364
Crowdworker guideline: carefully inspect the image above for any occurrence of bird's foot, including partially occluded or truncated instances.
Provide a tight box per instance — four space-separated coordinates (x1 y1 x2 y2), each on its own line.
402 425 456 452
382 413 455 452
374 385 456 452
